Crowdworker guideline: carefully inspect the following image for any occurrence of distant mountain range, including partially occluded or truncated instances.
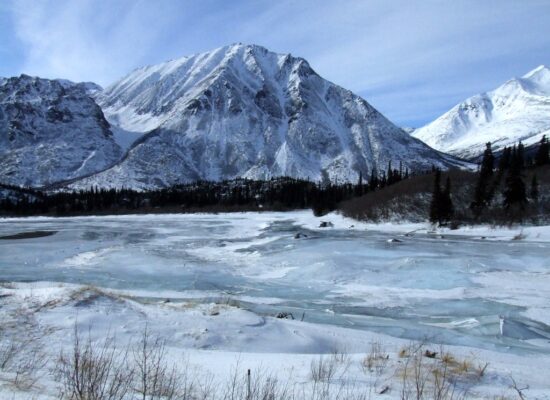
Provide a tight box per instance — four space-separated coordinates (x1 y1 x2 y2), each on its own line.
6 44 546 190
413 65 550 160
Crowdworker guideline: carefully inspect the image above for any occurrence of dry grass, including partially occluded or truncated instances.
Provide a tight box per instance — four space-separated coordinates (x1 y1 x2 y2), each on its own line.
397 343 474 400
361 341 389 376
399 346 410 359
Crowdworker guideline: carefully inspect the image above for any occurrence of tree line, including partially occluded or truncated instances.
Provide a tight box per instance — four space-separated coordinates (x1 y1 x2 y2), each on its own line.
0 161 415 217
429 135 549 225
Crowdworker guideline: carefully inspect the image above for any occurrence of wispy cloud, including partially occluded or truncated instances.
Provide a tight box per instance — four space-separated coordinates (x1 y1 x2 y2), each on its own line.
10 0 185 83
5 0 550 126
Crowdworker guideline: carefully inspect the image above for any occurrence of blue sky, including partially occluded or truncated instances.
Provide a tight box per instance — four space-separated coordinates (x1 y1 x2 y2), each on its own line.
1 0 549 127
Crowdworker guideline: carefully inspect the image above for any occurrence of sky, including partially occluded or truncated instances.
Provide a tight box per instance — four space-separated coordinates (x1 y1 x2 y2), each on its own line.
1 0 550 127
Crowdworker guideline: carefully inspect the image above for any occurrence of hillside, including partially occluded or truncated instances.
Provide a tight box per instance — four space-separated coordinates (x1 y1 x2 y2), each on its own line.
339 165 550 224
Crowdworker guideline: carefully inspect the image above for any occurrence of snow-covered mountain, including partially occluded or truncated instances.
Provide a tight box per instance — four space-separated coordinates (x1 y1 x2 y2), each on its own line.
74 43 462 190
413 65 550 160
0 75 122 187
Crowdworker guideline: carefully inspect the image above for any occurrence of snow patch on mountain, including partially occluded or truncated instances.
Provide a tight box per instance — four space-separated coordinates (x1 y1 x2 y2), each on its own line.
413 65 550 159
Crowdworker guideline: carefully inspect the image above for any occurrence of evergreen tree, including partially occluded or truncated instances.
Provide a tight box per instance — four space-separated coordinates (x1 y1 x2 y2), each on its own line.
535 135 549 166
498 146 512 173
530 174 539 202
355 171 364 196
503 144 527 213
517 142 525 169
369 169 378 191
379 171 387 188
429 170 441 224
471 142 494 216
439 177 454 224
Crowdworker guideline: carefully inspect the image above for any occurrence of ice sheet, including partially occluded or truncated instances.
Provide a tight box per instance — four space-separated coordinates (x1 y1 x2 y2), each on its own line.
1 211 549 355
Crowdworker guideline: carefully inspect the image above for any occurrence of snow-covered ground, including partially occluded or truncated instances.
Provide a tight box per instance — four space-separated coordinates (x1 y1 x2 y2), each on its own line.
1 211 549 399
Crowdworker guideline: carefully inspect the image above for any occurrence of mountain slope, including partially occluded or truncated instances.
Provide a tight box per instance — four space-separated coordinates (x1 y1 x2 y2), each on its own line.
413 65 550 159
75 44 464 190
0 75 123 187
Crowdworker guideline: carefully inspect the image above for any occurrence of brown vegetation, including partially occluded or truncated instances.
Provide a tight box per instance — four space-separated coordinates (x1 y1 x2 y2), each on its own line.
339 165 550 225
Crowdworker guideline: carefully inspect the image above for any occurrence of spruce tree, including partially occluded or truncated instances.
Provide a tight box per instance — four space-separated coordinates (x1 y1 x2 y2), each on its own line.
439 176 454 224
369 170 378 191
356 171 364 196
429 169 441 224
471 142 494 216
535 135 549 166
517 142 525 169
530 174 539 202
503 144 527 213
498 146 512 173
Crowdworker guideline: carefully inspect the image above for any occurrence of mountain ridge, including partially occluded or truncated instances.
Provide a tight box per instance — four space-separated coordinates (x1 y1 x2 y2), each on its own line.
413 65 550 159
1 44 468 190
73 43 464 190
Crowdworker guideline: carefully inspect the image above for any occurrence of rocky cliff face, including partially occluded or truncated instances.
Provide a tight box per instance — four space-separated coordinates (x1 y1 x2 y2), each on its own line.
0 75 122 187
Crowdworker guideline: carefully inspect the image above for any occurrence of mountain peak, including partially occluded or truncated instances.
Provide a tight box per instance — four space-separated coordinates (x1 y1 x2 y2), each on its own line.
523 64 550 79
520 64 550 95
413 65 550 159
160 43 287 68
99 43 318 133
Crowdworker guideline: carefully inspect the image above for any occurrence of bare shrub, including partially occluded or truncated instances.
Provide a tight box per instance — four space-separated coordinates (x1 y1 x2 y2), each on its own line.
307 348 357 400
431 356 456 400
475 362 489 379
0 304 49 390
509 376 528 400
0 304 35 371
0 326 20 370
248 371 293 400
361 341 389 376
133 325 194 400
330 346 349 365
55 324 134 400
310 356 338 383
220 363 293 400
398 343 468 400
195 371 216 400
10 342 48 390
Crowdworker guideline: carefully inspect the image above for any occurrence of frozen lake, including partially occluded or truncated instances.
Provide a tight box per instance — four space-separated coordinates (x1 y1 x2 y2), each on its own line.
1 211 549 355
